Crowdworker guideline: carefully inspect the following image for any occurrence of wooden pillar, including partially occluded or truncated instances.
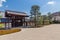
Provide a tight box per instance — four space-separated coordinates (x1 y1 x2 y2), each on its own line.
11 19 13 27
22 19 23 26
20 19 23 26
12 16 16 27
8 17 11 29
24 17 25 26
26 22 27 26
11 18 13 27
8 18 9 29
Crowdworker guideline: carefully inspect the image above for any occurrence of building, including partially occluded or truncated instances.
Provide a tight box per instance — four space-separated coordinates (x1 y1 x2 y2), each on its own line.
51 12 60 22
0 10 29 28
0 11 7 23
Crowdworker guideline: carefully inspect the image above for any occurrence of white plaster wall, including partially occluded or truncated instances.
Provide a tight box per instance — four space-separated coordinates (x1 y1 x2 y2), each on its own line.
52 16 60 21
0 11 5 18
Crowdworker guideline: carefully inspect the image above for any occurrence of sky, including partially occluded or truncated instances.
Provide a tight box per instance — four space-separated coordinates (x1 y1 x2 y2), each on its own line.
0 0 60 15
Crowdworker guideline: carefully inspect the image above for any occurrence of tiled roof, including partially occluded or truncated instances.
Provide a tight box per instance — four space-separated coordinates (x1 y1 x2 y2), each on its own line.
6 10 26 14
52 12 60 16
6 10 28 16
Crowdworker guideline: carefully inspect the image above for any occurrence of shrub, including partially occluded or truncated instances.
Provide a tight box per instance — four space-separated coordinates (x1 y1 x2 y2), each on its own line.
0 28 21 35
43 20 50 25
0 23 5 28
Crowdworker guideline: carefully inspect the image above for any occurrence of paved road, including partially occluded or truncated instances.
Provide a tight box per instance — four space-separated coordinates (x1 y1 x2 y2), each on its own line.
0 24 60 40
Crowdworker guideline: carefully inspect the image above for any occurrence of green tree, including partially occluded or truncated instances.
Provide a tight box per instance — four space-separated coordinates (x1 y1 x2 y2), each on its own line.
47 12 52 23
30 5 41 27
42 15 47 24
0 16 2 18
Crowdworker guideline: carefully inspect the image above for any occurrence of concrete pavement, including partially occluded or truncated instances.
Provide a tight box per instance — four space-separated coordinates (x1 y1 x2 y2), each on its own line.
0 24 60 40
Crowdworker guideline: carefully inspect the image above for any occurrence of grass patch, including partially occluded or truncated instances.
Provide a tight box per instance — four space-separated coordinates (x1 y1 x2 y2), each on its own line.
0 23 4 28
0 28 21 35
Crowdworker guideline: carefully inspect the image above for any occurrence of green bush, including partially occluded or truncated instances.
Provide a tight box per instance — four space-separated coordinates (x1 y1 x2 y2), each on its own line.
0 28 21 35
0 23 5 28
43 20 50 25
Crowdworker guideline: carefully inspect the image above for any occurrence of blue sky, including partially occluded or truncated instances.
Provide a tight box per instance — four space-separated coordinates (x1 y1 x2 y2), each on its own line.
0 0 60 15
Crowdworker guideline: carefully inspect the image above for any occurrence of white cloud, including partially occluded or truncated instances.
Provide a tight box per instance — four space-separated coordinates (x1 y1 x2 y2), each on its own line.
1 0 6 2
47 1 55 5
0 0 6 7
